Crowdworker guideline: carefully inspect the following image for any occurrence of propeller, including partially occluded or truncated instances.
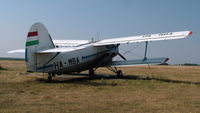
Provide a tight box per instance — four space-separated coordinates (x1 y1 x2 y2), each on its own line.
118 53 126 61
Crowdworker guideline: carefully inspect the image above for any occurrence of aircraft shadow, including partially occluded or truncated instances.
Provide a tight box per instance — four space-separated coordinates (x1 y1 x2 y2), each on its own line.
35 73 200 86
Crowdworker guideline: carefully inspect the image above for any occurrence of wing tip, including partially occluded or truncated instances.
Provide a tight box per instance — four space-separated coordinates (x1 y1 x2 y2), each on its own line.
188 31 193 36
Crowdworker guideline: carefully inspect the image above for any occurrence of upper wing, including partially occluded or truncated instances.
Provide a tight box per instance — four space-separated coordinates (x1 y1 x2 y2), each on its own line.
53 40 91 47
38 40 91 53
8 31 192 53
93 31 192 46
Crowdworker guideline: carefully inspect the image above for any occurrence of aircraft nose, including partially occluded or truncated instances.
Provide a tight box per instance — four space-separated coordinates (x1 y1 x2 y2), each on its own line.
164 58 169 63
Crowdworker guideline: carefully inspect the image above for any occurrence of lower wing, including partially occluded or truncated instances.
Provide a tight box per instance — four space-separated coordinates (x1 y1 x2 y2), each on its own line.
104 57 169 67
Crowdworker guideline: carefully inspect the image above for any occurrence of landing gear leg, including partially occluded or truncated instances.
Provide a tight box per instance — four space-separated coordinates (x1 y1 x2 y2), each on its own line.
107 67 123 78
52 73 55 77
48 73 52 82
117 70 123 78
89 68 95 76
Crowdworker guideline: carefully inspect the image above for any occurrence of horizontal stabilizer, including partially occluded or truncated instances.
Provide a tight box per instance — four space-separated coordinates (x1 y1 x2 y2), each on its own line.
7 49 25 53
37 47 86 53
105 57 169 67
8 46 87 54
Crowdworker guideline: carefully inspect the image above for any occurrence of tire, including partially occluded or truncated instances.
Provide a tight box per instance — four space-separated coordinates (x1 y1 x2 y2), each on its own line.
48 74 52 82
89 69 95 75
117 70 123 78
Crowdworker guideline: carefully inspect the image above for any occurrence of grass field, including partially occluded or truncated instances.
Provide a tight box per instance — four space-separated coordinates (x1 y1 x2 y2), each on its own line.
0 60 200 113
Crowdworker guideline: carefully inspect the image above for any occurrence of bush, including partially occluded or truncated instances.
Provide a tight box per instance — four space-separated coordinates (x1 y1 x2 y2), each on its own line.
0 65 7 70
183 63 199 66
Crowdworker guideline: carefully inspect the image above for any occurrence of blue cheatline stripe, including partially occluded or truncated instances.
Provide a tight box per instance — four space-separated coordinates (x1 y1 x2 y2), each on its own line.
82 47 117 60
36 64 54 70
82 52 101 59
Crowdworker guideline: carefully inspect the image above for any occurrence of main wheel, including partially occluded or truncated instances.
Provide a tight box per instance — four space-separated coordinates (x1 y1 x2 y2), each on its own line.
89 69 95 76
117 70 123 78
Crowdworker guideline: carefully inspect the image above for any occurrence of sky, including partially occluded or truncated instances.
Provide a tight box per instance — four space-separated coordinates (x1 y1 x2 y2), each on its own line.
0 0 199 64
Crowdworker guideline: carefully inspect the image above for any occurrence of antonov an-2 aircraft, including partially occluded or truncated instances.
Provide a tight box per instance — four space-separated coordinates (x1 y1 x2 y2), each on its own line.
8 23 192 81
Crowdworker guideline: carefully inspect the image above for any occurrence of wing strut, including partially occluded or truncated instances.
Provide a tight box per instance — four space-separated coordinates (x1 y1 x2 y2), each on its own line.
143 41 148 61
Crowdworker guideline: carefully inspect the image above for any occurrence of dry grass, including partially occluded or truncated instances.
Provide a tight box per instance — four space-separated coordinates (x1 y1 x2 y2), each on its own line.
0 60 200 113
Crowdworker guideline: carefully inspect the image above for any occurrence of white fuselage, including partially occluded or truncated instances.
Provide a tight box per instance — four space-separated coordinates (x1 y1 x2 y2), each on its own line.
35 44 119 74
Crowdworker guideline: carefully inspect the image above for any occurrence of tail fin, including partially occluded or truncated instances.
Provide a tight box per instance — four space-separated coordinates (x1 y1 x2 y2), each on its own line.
25 23 55 72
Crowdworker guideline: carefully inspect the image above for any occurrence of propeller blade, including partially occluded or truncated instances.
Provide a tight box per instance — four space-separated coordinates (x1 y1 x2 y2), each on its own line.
118 53 126 61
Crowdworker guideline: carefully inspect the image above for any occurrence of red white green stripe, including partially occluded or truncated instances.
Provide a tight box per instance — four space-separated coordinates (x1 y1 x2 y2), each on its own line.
26 31 39 46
